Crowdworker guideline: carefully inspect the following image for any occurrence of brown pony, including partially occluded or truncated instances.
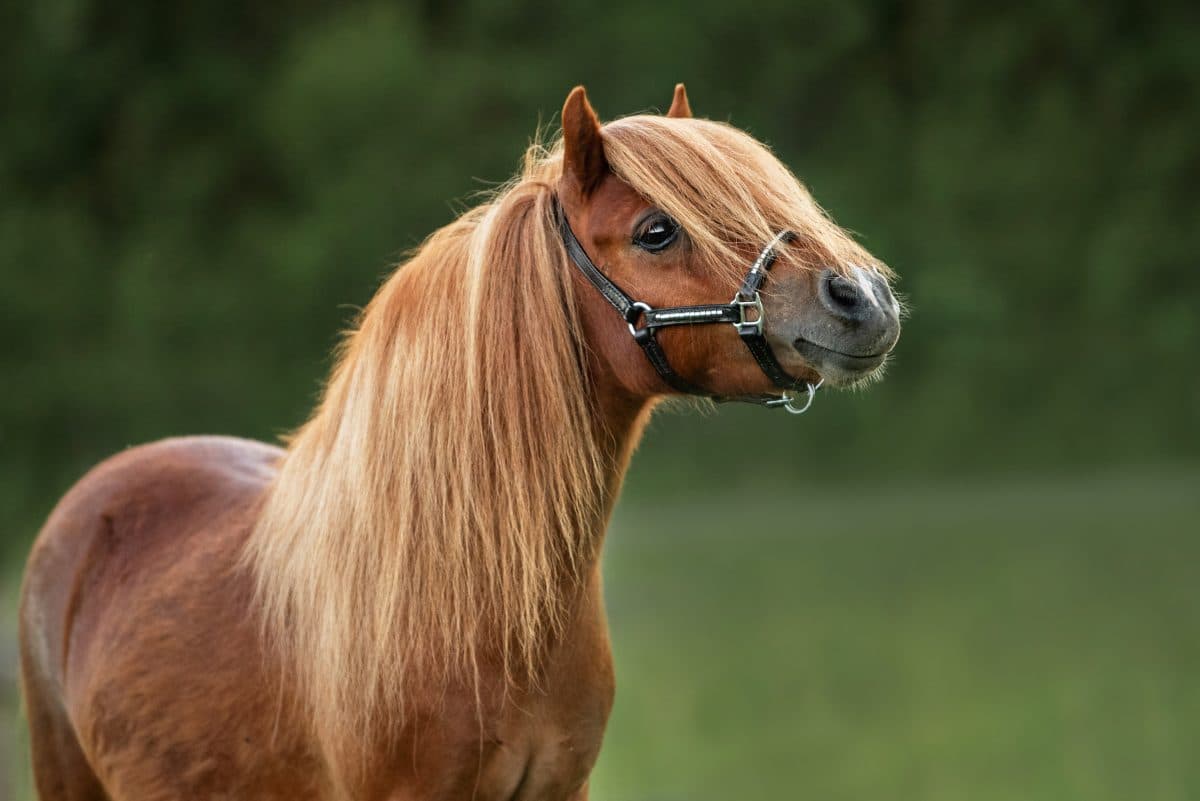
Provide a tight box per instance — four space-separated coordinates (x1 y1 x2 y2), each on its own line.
19 85 900 800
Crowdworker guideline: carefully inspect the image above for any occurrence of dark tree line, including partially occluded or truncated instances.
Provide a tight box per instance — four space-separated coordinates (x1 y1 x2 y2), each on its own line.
2 0 1198 560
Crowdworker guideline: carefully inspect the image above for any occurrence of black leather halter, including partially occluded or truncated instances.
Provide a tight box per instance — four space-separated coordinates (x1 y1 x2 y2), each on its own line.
557 206 822 413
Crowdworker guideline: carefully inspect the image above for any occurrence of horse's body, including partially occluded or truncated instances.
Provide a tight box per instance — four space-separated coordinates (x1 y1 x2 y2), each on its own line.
22 436 616 800
21 438 316 798
20 86 900 799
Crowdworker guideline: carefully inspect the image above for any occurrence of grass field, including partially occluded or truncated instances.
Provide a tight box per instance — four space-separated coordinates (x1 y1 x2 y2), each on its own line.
4 470 1198 799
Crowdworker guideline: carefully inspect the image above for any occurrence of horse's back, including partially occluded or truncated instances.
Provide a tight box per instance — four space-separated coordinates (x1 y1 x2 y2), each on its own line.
20 435 280 686
18 435 318 799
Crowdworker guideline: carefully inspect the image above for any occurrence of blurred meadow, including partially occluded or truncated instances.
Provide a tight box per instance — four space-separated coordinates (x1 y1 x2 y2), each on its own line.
2 0 1198 798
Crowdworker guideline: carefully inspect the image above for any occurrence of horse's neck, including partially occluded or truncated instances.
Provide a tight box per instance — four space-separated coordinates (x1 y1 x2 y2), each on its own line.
592 389 657 530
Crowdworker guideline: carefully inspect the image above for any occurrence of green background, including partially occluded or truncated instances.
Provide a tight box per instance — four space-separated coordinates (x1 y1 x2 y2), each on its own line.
2 1 1198 798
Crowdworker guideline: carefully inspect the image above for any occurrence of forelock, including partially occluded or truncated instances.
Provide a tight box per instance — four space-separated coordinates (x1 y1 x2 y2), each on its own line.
598 115 889 283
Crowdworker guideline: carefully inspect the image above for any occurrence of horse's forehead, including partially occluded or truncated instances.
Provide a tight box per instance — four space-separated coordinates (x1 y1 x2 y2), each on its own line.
577 175 650 240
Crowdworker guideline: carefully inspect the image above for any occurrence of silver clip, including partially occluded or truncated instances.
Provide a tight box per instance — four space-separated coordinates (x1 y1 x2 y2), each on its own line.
781 379 824 415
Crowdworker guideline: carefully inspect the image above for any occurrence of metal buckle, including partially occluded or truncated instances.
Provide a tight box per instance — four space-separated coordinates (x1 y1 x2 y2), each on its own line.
733 294 764 336
625 301 653 336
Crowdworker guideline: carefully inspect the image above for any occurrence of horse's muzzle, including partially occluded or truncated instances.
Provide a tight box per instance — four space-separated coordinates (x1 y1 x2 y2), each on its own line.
787 267 901 384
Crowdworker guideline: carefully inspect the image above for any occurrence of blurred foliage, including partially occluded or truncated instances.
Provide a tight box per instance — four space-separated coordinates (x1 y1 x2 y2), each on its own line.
2 0 1199 560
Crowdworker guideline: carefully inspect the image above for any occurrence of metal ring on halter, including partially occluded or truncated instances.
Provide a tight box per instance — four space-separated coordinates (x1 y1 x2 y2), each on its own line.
781 378 824 415
624 301 653 336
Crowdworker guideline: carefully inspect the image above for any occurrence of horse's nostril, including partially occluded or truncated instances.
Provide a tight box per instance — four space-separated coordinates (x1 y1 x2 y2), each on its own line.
819 269 868 320
827 275 861 308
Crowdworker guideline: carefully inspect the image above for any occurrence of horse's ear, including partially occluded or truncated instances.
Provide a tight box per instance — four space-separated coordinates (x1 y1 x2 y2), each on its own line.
667 83 692 119
561 86 608 197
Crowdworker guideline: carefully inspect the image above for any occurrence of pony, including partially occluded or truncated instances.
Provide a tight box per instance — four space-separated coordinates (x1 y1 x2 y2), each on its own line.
18 85 901 800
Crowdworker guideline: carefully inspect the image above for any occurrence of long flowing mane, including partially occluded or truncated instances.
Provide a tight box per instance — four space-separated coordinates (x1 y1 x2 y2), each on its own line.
244 114 885 779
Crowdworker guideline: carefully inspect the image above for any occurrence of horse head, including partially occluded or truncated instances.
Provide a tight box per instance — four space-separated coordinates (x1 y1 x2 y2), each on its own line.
557 85 901 407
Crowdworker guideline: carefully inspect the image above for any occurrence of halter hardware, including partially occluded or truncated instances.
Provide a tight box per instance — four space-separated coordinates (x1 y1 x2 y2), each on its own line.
624 301 653 336
780 379 823 414
734 294 765 336
557 203 822 412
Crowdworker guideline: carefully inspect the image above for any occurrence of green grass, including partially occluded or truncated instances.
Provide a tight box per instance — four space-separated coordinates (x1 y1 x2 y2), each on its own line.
4 470 1199 800
592 471 1200 801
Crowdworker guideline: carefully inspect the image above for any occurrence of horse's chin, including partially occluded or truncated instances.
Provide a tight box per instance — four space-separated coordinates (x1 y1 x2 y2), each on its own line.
825 356 891 391
788 337 892 390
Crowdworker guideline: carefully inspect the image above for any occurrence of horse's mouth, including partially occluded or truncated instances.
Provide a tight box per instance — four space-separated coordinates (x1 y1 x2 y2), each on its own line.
792 337 889 382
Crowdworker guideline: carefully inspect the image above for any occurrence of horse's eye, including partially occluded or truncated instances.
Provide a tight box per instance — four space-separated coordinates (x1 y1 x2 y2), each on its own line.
633 214 680 253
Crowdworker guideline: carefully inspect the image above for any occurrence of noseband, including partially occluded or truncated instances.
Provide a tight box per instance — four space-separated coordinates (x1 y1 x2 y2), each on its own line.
557 206 822 413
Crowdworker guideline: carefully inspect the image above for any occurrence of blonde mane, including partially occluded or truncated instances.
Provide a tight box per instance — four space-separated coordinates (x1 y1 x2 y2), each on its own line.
245 113 885 781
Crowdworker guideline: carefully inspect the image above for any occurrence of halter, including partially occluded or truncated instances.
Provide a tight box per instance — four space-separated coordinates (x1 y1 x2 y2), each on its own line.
557 206 823 413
